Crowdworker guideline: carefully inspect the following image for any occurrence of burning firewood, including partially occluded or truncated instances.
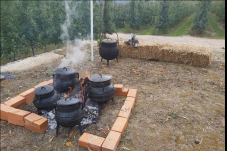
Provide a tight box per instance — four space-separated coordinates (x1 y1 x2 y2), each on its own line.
64 87 72 98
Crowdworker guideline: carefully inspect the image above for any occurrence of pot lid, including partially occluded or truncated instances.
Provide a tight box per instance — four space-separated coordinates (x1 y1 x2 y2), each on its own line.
34 85 54 95
90 73 112 82
102 39 117 44
55 67 76 75
57 97 80 106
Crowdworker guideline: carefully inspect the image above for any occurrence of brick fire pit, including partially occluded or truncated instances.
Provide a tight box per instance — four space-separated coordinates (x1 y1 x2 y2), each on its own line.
0 80 137 151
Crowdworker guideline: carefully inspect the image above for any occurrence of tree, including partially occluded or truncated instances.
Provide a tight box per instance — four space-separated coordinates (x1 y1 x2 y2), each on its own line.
1 1 27 61
18 1 40 56
113 2 129 29
191 1 211 35
129 1 136 28
156 0 169 30
35 2 53 52
50 1 65 48
102 1 115 35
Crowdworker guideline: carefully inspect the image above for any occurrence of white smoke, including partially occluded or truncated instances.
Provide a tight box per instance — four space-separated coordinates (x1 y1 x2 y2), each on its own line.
58 39 88 68
59 1 87 68
60 1 72 47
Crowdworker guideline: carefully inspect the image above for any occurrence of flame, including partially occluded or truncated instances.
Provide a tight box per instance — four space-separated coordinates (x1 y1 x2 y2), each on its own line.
81 70 90 92
85 70 90 78
81 79 84 91
64 87 72 98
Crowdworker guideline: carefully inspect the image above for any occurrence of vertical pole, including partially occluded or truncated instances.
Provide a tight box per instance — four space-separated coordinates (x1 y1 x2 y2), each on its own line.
91 0 93 61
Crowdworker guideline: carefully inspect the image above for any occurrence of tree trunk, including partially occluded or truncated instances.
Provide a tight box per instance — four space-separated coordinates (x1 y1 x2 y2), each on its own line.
99 0 106 41
45 44 47 52
32 46 35 56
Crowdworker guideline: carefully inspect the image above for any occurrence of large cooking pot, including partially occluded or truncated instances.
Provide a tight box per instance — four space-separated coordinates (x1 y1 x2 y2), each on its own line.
33 85 58 111
89 73 115 103
55 97 83 135
99 33 119 66
53 67 79 93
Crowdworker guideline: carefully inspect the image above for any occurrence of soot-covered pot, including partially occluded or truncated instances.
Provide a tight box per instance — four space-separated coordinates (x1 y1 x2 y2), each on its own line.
99 38 119 66
53 67 79 93
89 73 115 103
33 85 58 111
55 97 83 135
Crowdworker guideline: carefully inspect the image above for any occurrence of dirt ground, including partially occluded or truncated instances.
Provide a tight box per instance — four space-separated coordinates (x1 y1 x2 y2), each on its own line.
0 35 225 151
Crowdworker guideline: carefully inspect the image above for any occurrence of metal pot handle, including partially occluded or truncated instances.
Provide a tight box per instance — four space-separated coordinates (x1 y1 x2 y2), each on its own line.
115 31 119 47
76 73 79 79
41 87 46 90
106 32 119 46
98 73 102 78
63 67 68 71
65 97 71 101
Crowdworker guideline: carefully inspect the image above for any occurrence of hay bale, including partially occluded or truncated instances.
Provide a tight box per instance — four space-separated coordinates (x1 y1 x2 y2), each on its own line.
118 42 212 67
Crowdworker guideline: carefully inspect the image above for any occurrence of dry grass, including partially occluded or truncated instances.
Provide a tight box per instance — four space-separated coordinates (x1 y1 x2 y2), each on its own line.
119 42 213 67
0 42 224 151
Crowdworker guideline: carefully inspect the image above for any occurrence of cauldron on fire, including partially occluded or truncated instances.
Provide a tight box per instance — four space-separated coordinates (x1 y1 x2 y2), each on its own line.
53 67 79 93
33 85 58 112
88 73 115 104
99 33 119 66
55 97 84 135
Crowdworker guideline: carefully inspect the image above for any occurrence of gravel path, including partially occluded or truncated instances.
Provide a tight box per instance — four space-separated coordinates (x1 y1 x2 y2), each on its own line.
1 52 63 73
108 33 225 52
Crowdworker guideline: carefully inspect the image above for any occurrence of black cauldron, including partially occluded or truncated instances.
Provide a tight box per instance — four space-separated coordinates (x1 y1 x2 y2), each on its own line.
89 73 115 103
55 97 83 135
33 85 58 112
53 67 79 93
99 38 119 66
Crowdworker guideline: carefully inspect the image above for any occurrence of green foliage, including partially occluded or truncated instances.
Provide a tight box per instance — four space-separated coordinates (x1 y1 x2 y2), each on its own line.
190 1 211 35
103 1 115 35
208 15 225 39
156 0 169 30
114 1 195 35
211 1 225 23
0 1 224 64
97 39 101 47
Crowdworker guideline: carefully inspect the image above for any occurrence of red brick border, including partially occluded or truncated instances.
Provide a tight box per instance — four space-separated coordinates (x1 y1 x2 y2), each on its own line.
78 84 137 151
1 80 138 151
0 79 53 133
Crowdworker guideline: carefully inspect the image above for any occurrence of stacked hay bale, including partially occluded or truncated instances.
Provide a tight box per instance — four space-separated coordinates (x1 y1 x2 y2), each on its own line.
118 41 212 67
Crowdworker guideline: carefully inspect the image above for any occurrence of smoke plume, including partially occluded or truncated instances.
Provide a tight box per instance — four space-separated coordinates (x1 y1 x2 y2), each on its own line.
59 1 87 68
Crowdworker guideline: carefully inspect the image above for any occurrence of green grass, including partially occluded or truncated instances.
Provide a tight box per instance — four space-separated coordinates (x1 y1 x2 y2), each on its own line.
116 25 152 34
116 28 131 33
208 14 225 39
116 13 225 39
136 26 170 35
168 14 194 36
117 15 195 36
137 26 156 35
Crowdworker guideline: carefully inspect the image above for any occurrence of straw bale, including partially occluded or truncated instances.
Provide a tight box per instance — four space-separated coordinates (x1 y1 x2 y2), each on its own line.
118 42 212 67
